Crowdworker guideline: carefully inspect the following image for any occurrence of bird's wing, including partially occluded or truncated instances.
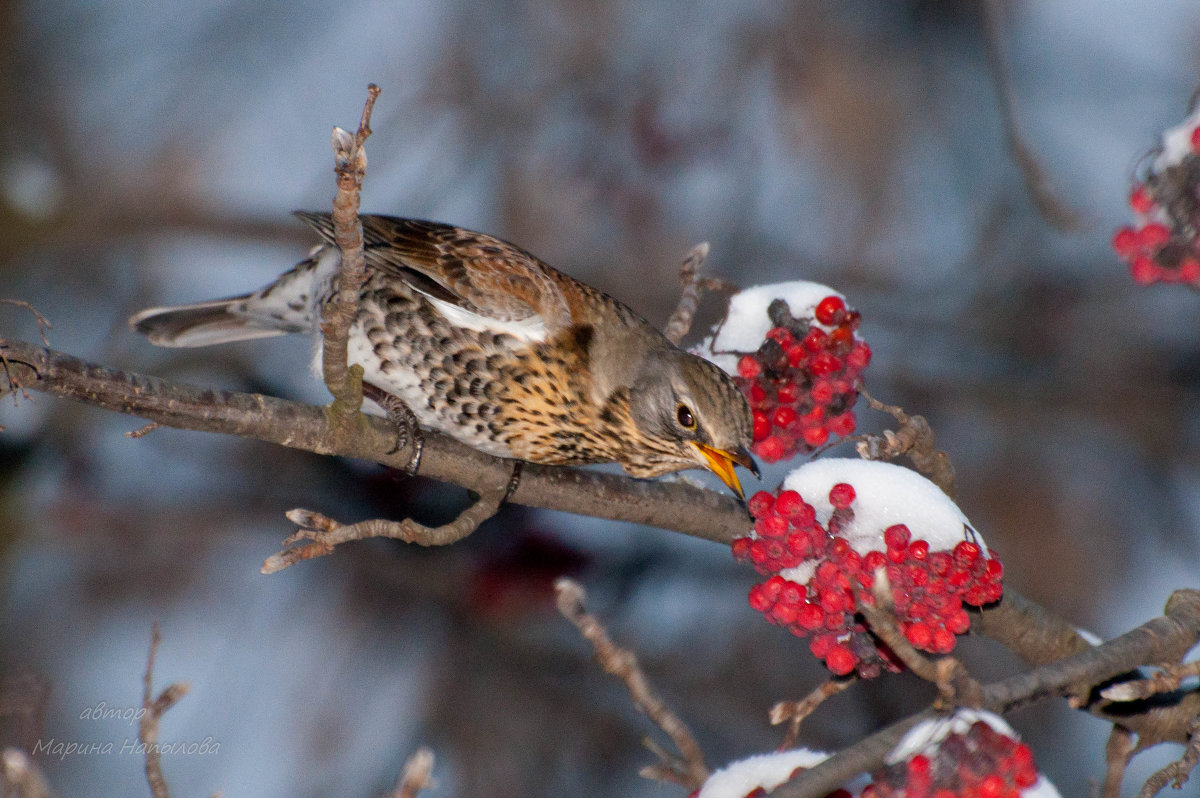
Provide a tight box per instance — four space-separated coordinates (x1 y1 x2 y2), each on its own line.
294 212 573 333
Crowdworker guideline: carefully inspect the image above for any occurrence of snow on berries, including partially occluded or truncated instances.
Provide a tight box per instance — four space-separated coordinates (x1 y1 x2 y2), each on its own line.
695 748 830 798
863 709 1059 798
694 281 870 464
1113 105 1200 285
732 460 1003 678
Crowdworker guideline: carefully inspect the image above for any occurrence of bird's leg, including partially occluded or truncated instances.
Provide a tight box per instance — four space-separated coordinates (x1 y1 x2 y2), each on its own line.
503 460 524 502
362 381 424 474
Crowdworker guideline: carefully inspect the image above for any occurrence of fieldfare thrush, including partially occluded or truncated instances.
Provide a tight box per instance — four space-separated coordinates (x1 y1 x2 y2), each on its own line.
130 213 758 497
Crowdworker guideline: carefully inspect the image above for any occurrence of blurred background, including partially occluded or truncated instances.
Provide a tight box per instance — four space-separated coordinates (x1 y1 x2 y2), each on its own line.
1 1 1199 795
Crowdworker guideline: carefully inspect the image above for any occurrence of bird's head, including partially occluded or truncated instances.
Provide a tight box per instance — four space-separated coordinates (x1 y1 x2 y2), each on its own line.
623 348 759 499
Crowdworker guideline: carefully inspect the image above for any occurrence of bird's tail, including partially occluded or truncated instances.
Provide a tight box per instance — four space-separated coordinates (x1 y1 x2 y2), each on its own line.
128 297 289 348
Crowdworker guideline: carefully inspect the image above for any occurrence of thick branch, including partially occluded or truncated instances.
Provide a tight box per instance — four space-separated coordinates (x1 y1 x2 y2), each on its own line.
0 339 749 543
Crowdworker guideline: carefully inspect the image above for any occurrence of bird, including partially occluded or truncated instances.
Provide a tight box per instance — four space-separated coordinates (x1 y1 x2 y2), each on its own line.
129 212 758 498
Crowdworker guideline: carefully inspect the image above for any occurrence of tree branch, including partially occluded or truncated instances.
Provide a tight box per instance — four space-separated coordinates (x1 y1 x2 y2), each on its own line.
139 622 190 798
321 84 379 414
390 747 436 798
0 338 749 544
772 589 1200 798
555 578 709 788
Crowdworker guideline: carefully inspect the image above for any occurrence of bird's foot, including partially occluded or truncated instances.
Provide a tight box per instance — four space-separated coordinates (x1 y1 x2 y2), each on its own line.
362 382 424 474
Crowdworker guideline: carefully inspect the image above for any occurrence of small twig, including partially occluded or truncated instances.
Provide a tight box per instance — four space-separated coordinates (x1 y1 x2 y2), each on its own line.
1102 725 1136 798
1137 716 1200 798
390 747 436 798
638 738 695 785
662 243 737 345
261 469 511 573
1102 661 1200 702
321 84 380 419
1 748 57 798
855 389 956 497
125 421 161 439
1 300 52 346
980 0 1079 231
140 622 191 798
770 677 857 749
554 578 709 788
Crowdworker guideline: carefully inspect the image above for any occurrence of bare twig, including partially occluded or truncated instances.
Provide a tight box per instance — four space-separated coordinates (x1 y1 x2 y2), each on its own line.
1103 661 1200 703
1 748 57 798
262 473 510 574
1102 725 1136 798
321 83 380 418
770 677 857 749
390 747 436 798
125 421 161 438
554 578 709 788
662 242 737 345
0 300 51 346
1137 716 1200 798
855 389 956 497
140 622 191 798
980 0 1079 231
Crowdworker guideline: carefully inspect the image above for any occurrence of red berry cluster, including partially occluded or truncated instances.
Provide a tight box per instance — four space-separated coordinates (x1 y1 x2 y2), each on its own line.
863 720 1040 798
733 484 1004 678
1113 118 1200 285
735 296 870 463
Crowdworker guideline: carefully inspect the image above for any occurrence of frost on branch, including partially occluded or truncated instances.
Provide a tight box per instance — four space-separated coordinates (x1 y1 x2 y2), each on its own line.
732 460 1003 678
1113 104 1200 285
696 747 832 798
863 709 1059 798
694 281 870 464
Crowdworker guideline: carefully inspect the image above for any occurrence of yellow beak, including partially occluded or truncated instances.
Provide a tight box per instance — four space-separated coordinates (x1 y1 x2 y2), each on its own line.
694 443 760 501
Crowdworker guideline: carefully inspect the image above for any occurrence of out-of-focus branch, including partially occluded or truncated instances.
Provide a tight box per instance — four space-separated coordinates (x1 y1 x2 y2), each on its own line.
771 677 856 750
555 578 709 789
0 748 56 798
1102 726 1136 798
391 747 436 798
139 623 190 798
981 0 1080 231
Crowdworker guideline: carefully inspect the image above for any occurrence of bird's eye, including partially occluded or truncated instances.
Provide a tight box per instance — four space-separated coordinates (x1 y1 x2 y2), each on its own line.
676 403 696 429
